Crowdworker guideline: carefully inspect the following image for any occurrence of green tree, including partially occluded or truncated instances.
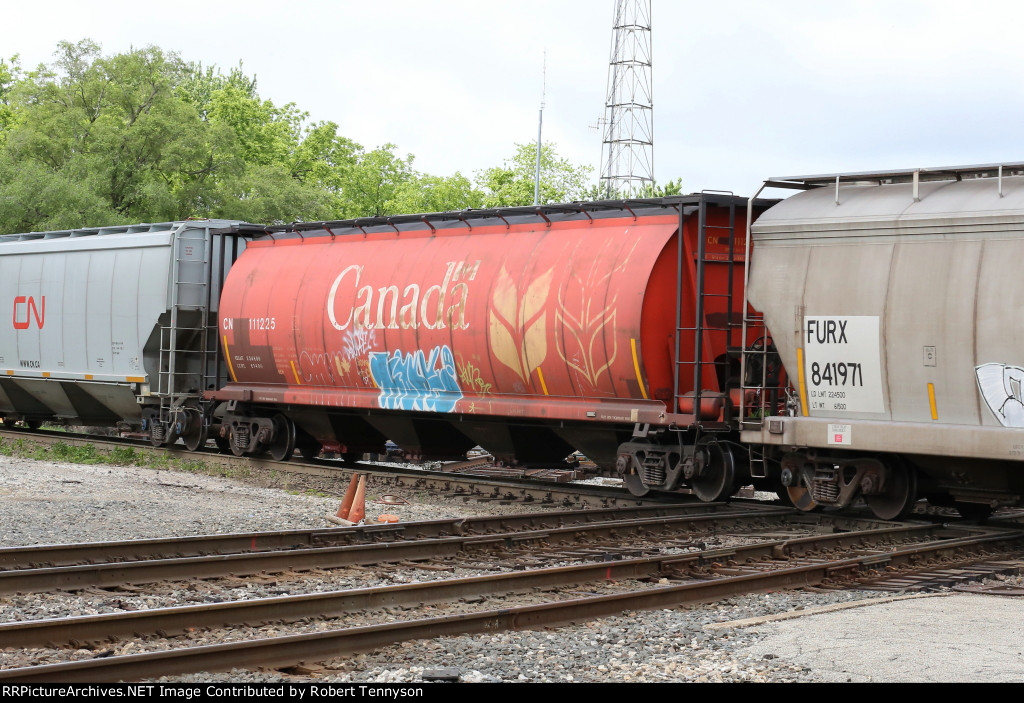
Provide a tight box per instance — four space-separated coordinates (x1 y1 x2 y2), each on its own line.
477 141 593 207
390 171 484 214
584 177 685 201
290 120 360 197
2 40 210 225
175 61 258 119
339 144 415 217
0 39 520 233
172 67 480 220
205 85 303 167
647 177 684 197
173 59 335 222
0 56 22 145
0 42 343 230
0 151 116 232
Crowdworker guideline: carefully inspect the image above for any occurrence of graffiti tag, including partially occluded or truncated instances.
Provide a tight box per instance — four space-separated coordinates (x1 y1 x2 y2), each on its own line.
977 363 1024 427
369 345 463 412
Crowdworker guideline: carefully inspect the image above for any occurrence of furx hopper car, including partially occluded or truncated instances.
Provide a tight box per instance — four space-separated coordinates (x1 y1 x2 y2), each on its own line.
741 163 1024 519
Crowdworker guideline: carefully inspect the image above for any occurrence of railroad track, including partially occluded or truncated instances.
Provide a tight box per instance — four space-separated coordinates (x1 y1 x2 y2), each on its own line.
2 511 1022 682
0 503 797 593
0 426 676 510
0 502 785 570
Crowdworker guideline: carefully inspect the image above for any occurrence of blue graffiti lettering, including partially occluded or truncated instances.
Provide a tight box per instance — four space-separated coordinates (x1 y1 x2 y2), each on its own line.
369 346 463 412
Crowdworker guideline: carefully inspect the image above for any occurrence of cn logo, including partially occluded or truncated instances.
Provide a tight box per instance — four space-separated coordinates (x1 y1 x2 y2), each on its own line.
13 296 45 330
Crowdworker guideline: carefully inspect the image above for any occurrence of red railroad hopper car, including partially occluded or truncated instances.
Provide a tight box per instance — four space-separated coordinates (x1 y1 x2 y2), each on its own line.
208 195 778 501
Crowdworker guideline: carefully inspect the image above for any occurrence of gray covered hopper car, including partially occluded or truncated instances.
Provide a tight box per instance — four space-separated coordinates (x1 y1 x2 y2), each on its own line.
742 163 1024 519
0 220 248 448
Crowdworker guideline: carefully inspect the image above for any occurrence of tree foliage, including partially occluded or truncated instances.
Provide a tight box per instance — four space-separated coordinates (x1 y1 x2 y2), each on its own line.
0 40 491 233
476 141 593 207
0 56 22 145
585 177 685 201
0 40 658 234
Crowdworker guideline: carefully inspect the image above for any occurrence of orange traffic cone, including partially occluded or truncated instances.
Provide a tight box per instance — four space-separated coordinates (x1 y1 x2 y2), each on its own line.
348 475 366 524
327 474 365 526
335 475 360 520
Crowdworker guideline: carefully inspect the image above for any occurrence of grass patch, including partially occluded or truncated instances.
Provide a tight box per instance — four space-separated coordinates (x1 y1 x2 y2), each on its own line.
0 434 286 486
146 452 173 469
0 437 232 477
107 446 146 466
175 458 207 473
49 442 101 464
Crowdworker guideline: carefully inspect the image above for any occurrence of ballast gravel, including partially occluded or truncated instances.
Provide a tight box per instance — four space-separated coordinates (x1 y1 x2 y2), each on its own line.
1 453 1021 684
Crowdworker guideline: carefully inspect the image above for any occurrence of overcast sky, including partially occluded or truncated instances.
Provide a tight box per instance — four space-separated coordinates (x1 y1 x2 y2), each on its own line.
6 0 1024 197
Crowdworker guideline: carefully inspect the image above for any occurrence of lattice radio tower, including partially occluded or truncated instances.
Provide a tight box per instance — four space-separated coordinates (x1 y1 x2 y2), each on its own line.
599 0 654 198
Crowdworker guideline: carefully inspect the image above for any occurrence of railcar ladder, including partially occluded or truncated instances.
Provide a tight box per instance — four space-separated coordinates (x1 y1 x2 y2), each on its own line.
156 225 213 421
674 194 740 429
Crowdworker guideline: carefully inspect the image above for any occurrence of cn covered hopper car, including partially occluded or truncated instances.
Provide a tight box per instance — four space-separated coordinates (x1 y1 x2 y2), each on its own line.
742 164 1024 519
209 195 780 502
0 220 249 449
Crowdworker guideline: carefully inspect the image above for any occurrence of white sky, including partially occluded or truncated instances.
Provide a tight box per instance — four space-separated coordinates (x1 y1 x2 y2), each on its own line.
5 0 1024 197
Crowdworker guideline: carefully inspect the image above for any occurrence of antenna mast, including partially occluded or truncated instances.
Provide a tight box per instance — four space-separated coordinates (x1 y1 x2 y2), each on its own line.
534 50 546 205
599 0 654 198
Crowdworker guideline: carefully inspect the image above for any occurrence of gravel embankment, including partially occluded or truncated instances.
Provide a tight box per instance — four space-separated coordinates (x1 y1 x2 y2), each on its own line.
2 453 1020 684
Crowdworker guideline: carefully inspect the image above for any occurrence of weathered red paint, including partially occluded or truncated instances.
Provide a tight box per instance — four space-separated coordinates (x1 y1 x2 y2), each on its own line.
215 211 749 424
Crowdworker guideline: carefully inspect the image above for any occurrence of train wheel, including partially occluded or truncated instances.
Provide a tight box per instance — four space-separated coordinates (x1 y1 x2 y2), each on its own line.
689 440 739 503
182 423 207 452
183 426 207 452
26 420 42 430
778 455 819 512
616 451 651 497
623 472 651 497
782 482 820 512
267 415 296 462
179 408 207 452
865 458 918 520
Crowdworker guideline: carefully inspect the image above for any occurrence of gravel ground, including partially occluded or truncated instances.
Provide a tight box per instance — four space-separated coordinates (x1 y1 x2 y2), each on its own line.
1 453 1021 684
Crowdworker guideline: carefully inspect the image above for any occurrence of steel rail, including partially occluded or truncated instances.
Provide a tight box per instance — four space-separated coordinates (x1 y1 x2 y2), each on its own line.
0 522 1004 649
0 502 788 570
0 427 674 509
0 555 700 649
3 527 1022 682
0 507 800 594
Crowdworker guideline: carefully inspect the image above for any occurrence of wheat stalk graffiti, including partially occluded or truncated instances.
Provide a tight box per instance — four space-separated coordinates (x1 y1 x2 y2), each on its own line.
556 303 617 388
487 237 643 391
488 265 553 384
556 238 643 389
